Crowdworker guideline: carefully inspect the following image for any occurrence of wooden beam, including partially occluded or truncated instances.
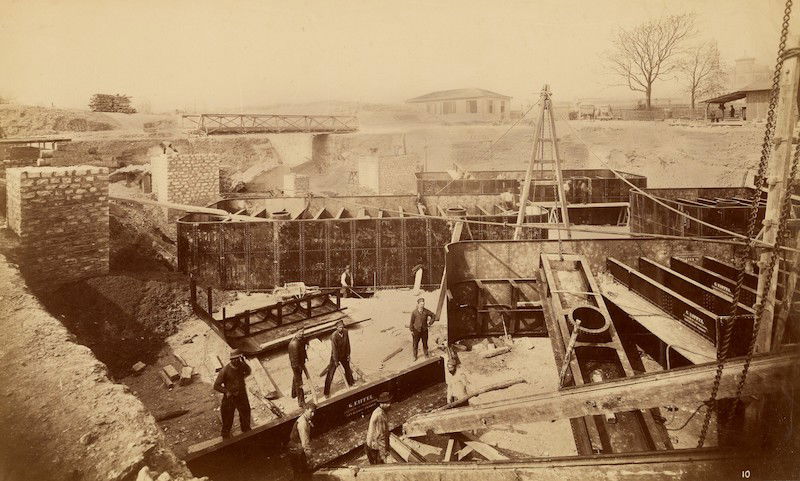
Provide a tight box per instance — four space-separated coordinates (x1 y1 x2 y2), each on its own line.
443 438 455 462
315 448 780 481
434 221 464 321
514 89 547 240
756 30 800 352
389 434 424 462
774 228 800 346
402 347 799 436
434 377 526 411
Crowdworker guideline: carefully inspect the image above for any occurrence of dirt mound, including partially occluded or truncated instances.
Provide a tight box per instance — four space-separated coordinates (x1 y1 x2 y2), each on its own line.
0 255 199 481
0 104 116 136
39 273 192 379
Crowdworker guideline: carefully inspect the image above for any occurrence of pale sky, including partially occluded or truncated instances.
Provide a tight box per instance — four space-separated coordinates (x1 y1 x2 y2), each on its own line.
0 0 787 111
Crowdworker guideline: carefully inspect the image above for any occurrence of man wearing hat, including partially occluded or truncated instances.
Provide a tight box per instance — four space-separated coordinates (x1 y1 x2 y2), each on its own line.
324 320 355 397
365 392 391 464
213 349 252 438
287 401 316 480
288 328 309 407
409 298 437 360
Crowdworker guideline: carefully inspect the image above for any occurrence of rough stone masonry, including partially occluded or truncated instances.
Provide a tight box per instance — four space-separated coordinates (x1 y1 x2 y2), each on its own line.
151 153 220 207
6 165 109 288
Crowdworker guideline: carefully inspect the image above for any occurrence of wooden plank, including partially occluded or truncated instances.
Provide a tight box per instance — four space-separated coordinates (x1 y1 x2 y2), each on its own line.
443 438 455 462
245 357 279 399
456 445 474 460
463 441 508 461
756 30 800 352
435 377 526 411
400 437 442 458
402 347 799 436
316 448 771 481
435 221 464 321
389 434 425 462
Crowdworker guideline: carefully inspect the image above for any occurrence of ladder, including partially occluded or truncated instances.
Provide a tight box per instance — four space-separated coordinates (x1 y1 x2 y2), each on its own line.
514 85 571 240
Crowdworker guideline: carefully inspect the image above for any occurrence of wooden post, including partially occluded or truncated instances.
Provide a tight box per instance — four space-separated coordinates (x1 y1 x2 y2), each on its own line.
755 30 800 353
514 90 547 240
435 221 464 321
773 228 799 346
189 277 197 308
206 287 213 315
546 94 572 238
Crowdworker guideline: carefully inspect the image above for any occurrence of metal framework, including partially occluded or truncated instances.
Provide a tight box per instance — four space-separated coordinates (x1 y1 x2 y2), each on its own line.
182 113 358 135
607 256 755 356
539 253 670 454
218 290 343 341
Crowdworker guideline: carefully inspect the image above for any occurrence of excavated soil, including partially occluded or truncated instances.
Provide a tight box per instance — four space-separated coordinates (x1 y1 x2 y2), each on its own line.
0 255 199 481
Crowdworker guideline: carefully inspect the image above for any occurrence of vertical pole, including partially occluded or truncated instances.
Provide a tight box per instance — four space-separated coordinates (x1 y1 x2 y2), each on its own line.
546 94 572 238
206 287 213 315
514 89 547 240
189 276 197 309
756 31 800 353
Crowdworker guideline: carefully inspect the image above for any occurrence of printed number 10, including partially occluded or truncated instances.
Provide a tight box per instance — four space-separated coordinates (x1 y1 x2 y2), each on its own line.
742 470 751 479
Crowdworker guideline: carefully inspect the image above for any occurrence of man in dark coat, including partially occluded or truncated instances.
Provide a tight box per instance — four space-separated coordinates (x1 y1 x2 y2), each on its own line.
323 320 355 396
287 402 316 480
409 298 436 360
213 349 252 438
288 328 309 407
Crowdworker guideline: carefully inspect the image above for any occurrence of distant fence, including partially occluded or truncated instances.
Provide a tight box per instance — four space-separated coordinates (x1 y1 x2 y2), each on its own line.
615 107 706 121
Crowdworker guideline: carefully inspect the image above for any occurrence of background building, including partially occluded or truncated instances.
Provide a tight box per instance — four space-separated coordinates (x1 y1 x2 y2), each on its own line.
407 88 511 122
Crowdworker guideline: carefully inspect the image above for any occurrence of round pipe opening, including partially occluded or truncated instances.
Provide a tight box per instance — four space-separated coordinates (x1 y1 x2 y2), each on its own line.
569 305 610 334
446 207 467 217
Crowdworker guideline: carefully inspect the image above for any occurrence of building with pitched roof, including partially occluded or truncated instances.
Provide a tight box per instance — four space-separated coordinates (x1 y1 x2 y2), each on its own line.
406 88 511 122
702 80 770 121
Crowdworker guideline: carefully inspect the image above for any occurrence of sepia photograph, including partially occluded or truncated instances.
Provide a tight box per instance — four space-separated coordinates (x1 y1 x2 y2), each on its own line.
0 0 798 480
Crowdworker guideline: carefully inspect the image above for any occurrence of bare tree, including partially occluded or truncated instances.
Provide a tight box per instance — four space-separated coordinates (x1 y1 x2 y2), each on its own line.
606 14 696 109
679 41 727 110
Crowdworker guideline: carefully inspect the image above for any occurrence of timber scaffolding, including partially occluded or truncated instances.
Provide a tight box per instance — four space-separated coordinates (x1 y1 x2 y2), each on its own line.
313 238 800 480
177 168 643 291
181 113 359 135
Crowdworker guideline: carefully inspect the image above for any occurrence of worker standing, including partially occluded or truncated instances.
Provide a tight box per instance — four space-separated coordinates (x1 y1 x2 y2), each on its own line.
213 349 252 438
446 358 468 403
287 402 316 480
409 298 436 360
340 265 352 298
323 320 355 397
365 392 392 464
288 328 308 407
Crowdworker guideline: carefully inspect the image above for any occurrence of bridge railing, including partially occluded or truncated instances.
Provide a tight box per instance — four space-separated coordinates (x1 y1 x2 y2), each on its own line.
182 113 359 135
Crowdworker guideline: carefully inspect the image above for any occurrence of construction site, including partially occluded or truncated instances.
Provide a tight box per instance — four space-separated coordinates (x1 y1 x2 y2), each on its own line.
1 2 799 481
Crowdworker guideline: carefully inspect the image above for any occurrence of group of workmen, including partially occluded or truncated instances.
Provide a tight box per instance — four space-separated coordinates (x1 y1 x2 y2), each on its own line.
212 297 439 478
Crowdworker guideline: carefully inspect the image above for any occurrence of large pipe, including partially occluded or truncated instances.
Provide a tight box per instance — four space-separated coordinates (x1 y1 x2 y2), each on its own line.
110 194 268 222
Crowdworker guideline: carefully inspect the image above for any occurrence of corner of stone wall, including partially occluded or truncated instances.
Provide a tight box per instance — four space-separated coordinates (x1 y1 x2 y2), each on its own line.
5 165 110 289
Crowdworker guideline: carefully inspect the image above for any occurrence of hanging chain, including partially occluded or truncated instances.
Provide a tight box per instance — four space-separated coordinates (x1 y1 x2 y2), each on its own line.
697 0 793 448
723 139 800 430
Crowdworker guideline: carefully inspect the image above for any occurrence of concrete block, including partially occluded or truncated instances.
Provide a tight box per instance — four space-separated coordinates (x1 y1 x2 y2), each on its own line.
162 364 180 381
179 366 194 385
132 361 146 375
